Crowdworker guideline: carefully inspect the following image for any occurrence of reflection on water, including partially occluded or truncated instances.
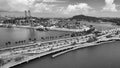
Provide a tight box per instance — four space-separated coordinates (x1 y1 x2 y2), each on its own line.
13 41 120 68
0 28 71 49
0 28 30 48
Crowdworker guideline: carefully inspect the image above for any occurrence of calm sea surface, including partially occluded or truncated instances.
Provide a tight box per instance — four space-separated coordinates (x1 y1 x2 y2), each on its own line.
0 27 120 68
0 28 71 49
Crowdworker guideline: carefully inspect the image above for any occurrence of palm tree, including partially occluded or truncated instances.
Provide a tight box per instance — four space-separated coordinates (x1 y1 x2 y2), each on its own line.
33 38 36 42
0 58 4 66
19 41 21 44
41 37 44 40
34 38 36 41
8 41 11 45
15 41 18 44
29 38 31 41
21 41 23 43
5 42 8 45
24 40 26 43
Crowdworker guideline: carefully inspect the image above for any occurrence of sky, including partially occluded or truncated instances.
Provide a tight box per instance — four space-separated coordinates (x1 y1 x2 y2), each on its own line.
0 0 120 17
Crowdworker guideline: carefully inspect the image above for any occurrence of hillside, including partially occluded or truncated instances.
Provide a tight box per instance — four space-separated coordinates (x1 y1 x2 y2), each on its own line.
70 15 120 25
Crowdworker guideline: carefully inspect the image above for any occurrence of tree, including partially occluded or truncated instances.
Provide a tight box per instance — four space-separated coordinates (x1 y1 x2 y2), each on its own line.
0 58 5 66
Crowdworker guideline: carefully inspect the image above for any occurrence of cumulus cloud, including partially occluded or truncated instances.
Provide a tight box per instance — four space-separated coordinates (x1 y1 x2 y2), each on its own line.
42 0 65 2
7 0 30 11
0 0 10 11
34 3 55 13
0 0 59 12
43 0 57 2
102 0 118 12
0 0 94 16
62 3 94 15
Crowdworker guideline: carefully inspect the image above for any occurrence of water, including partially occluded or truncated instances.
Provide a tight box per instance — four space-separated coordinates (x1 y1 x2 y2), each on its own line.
1 27 120 68
0 28 71 49
13 41 120 68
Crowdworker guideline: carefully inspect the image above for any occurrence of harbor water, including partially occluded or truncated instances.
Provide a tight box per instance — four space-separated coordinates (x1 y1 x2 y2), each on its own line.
0 27 72 49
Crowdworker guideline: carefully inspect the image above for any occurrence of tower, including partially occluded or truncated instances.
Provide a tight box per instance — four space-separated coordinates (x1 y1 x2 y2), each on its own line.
25 10 27 17
28 10 31 17
27 10 33 26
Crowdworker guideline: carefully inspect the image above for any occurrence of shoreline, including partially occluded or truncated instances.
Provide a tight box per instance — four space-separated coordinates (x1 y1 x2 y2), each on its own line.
1 36 120 68
0 34 92 51
1 45 76 68
52 40 115 58
1 28 120 68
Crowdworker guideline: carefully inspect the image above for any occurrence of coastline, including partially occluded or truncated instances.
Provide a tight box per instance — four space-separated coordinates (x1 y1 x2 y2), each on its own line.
0 28 120 68
1 36 120 68
52 40 115 58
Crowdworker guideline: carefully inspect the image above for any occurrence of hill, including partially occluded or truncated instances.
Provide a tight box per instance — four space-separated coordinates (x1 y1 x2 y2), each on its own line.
70 15 120 25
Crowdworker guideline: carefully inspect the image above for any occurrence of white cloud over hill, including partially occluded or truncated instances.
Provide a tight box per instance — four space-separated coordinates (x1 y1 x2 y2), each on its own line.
0 0 119 17
102 0 118 12
62 3 94 15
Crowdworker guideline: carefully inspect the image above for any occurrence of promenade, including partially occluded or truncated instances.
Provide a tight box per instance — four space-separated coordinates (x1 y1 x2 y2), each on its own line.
0 28 120 68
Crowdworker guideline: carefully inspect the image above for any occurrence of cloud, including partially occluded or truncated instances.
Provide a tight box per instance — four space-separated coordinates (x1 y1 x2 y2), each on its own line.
0 0 92 15
102 0 118 12
34 3 55 13
0 0 57 12
43 0 57 2
0 0 94 17
0 0 65 12
42 0 65 2
7 0 30 11
0 0 12 11
62 3 94 15
33 0 65 4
